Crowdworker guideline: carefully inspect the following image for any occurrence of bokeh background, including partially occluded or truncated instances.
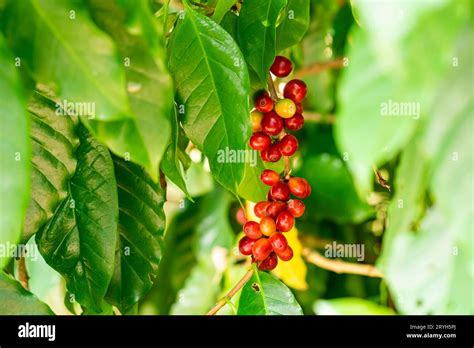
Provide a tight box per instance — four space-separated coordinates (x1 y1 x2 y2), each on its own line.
2 0 472 315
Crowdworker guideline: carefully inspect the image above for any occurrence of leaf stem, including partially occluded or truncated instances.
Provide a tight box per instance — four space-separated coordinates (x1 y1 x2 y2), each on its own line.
302 248 384 278
206 267 254 315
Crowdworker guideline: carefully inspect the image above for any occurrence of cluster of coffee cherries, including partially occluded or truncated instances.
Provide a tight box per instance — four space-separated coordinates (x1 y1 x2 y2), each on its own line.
249 56 307 162
238 56 311 271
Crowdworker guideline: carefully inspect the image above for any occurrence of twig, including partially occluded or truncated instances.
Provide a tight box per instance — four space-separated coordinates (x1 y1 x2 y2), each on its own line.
268 74 292 178
207 268 254 315
302 248 384 278
372 165 391 192
267 73 279 101
18 255 30 291
283 156 291 179
303 111 335 124
295 58 345 78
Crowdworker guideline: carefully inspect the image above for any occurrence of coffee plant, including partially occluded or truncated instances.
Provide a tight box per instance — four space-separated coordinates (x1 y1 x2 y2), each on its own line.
0 0 472 316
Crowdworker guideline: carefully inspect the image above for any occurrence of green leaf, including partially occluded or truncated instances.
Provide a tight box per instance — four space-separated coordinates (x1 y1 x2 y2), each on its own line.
0 35 30 269
3 0 173 179
2 0 129 121
237 154 284 203
81 300 114 316
212 0 236 23
314 298 395 315
0 271 53 315
169 188 235 314
147 202 197 314
276 0 310 52
170 258 221 315
87 0 174 180
161 107 191 198
378 26 473 314
237 270 302 315
297 154 373 224
36 125 118 312
106 155 166 313
168 5 251 194
220 11 238 39
155 2 178 43
335 1 468 196
183 161 214 197
22 89 79 243
238 0 287 84
22 239 62 309
193 187 235 257
300 0 340 114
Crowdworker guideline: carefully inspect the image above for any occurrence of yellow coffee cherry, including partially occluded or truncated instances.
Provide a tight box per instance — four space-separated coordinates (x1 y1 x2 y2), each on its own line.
251 110 264 132
274 98 296 119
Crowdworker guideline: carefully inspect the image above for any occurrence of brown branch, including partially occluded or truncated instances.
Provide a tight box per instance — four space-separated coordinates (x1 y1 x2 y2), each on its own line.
18 255 30 291
295 58 345 78
302 248 384 278
303 111 335 124
207 268 254 315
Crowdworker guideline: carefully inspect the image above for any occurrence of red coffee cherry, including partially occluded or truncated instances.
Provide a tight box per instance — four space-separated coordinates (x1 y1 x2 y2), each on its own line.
260 216 276 236
252 238 273 261
275 98 296 119
266 201 287 219
270 181 290 201
236 208 246 225
239 237 256 256
251 110 264 132
260 169 280 186
284 113 304 131
243 221 262 239
288 177 311 198
261 111 283 136
284 79 307 103
276 211 294 232
269 232 288 253
249 132 271 151
278 134 299 156
261 144 282 163
276 246 294 261
254 201 270 218
270 56 293 77
255 92 273 113
258 252 278 271
287 199 305 218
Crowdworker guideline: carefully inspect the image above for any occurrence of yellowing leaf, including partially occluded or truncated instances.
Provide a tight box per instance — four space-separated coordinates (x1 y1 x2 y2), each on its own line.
272 227 308 290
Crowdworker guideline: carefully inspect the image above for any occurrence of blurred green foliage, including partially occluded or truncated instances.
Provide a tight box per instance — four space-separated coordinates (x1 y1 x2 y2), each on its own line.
0 0 472 315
